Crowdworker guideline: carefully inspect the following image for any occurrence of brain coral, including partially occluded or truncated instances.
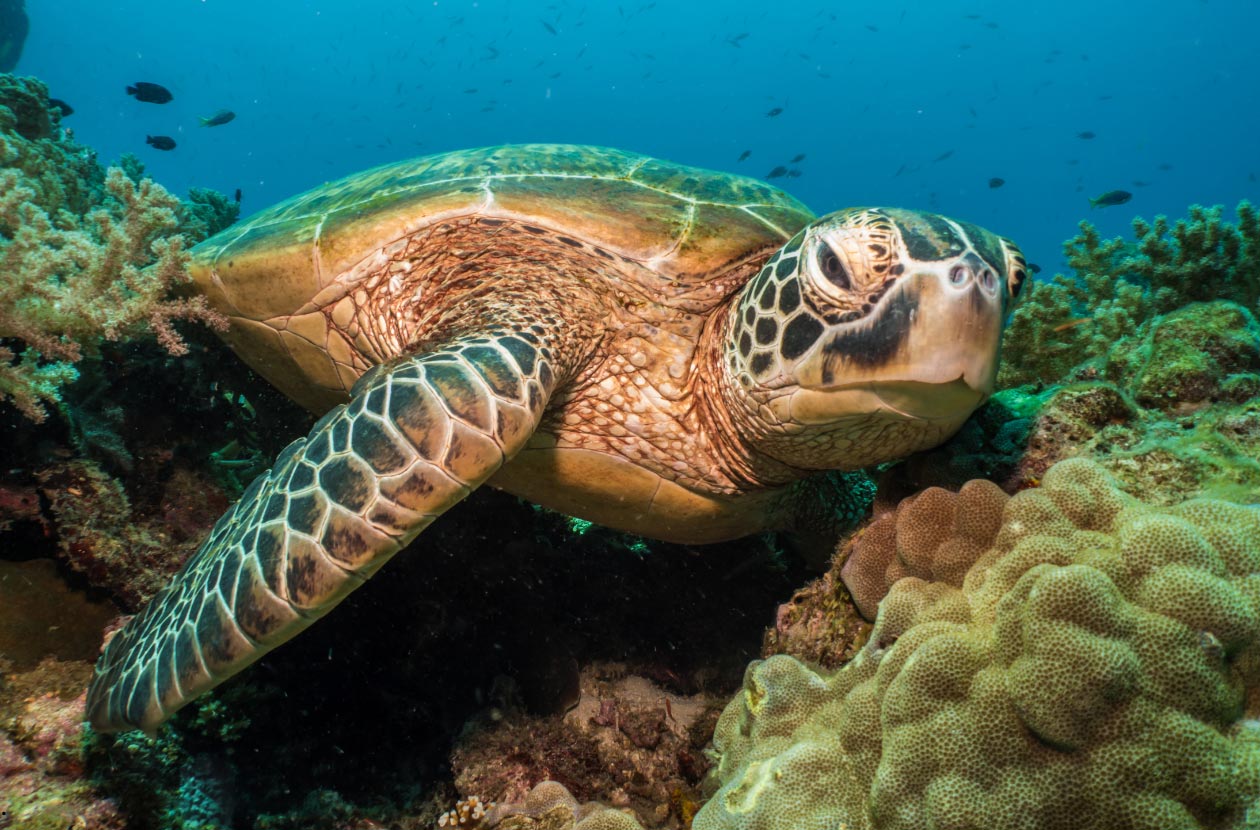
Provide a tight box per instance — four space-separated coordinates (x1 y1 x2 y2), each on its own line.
696 458 1260 830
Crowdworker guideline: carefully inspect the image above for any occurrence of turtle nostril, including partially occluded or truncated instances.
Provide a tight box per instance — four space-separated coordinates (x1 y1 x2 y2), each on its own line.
949 264 970 285
980 269 996 291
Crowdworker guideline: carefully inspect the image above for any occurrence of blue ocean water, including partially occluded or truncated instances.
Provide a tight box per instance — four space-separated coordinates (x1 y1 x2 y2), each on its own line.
16 0 1259 270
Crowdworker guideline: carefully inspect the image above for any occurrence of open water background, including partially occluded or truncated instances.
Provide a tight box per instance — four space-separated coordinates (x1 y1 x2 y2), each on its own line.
14 0 1260 270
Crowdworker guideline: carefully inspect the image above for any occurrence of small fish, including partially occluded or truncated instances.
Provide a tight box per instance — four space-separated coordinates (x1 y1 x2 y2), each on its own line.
737 150 751 162
464 88 479 93
933 149 955 162
1131 180 1150 188
765 107 783 117
541 19 557 34
233 188 242 203
1076 130 1096 139
790 153 806 163
1089 189 1132 208
988 177 1005 188
865 24 878 32
1157 162 1173 171
1052 317 1092 333
49 98 74 117
766 166 788 179
786 168 802 178
199 110 236 127
127 82 173 104
1029 263 1042 274
145 134 176 150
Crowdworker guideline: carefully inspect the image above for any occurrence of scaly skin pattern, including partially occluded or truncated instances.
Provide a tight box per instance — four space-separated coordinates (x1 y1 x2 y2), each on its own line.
86 262 601 732
86 145 1026 732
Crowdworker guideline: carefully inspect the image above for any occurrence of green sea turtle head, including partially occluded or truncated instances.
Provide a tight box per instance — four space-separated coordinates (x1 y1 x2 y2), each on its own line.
725 206 1028 469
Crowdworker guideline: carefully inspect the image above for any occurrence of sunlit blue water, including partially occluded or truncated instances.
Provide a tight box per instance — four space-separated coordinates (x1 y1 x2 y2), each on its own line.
16 0 1260 272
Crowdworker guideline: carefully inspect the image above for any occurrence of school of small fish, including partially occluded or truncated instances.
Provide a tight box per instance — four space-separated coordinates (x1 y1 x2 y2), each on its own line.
38 5 1196 260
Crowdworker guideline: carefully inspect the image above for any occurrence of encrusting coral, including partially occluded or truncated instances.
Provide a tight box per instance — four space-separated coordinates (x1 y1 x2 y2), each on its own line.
1000 200 1260 387
697 458 1260 830
441 781 645 830
0 74 226 421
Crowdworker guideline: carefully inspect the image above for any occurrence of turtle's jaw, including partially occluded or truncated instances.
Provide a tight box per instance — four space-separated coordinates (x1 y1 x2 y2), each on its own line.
785 378 984 427
787 266 1002 426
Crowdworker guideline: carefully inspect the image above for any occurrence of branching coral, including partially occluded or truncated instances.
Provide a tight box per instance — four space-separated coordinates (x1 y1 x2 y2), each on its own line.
0 75 228 421
698 459 1260 830
1000 201 1260 387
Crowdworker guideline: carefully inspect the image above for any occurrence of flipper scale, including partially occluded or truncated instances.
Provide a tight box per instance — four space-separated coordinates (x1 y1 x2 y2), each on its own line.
86 337 553 732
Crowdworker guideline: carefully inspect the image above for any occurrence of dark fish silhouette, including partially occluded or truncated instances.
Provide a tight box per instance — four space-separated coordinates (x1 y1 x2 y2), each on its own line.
1029 263 1042 274
1077 130 1096 139
1089 189 1132 208
988 177 1005 188
127 82 173 104
790 153 806 163
933 149 955 162
233 188 242 203
786 169 802 178
199 110 235 127
766 166 788 179
766 107 783 117
865 24 878 32
49 98 73 117
145 134 176 150
541 19 557 35
737 150 751 162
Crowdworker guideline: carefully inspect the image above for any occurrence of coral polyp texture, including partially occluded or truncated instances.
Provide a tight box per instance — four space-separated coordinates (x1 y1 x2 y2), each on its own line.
697 458 1260 830
447 781 645 830
999 200 1260 387
0 73 227 421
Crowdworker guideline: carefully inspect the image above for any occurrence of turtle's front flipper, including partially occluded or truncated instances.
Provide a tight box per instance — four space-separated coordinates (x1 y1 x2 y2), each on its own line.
86 335 556 732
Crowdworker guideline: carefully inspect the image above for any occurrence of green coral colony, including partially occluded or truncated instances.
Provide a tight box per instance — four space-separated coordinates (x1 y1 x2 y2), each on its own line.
85 143 1027 732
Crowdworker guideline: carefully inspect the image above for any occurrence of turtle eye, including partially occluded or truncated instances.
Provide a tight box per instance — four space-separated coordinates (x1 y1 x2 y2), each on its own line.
815 242 851 291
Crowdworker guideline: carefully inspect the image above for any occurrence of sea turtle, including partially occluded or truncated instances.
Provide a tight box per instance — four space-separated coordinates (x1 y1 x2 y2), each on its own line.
85 144 1028 732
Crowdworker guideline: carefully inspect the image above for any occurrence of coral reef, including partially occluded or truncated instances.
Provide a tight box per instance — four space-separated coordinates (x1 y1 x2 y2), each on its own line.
698 459 1260 830
1104 300 1259 413
0 659 125 830
839 477 1009 621
0 73 226 421
899 300 1260 506
33 459 226 609
1000 201 1260 387
445 781 646 830
449 664 722 829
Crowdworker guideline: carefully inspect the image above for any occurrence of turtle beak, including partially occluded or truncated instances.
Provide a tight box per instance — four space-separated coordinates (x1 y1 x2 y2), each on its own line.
788 257 1004 425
